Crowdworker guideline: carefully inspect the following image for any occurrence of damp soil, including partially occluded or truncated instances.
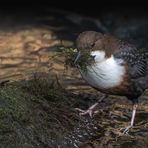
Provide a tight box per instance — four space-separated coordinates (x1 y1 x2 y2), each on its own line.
0 8 148 148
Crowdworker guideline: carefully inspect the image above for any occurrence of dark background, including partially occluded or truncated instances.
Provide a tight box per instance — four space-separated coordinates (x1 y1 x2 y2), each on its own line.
0 1 148 16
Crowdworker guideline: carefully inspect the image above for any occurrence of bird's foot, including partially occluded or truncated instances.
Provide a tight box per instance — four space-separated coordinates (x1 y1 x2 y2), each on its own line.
120 125 133 135
75 103 99 118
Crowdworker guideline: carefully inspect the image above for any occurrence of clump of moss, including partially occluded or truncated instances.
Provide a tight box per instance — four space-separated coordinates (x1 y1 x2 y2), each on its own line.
75 52 95 72
52 47 95 72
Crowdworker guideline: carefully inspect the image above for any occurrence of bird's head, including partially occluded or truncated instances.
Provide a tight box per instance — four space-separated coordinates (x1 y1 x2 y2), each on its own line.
74 31 106 65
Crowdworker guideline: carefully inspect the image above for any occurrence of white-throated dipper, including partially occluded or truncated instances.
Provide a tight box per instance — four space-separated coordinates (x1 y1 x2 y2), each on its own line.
74 31 148 134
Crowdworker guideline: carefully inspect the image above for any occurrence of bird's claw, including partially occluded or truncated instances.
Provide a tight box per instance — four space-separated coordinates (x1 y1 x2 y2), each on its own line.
120 125 133 135
75 103 99 118
75 108 98 118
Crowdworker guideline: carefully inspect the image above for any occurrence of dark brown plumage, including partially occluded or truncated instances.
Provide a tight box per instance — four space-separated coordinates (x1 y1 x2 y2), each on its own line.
75 31 148 134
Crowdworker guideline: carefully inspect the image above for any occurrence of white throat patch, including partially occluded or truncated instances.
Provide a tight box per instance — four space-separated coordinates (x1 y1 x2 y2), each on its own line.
80 51 125 89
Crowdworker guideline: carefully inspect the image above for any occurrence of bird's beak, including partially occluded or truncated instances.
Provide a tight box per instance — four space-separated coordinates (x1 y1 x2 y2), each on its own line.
74 51 81 64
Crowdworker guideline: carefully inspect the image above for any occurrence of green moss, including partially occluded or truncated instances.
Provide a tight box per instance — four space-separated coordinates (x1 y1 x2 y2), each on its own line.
0 74 80 147
51 47 95 72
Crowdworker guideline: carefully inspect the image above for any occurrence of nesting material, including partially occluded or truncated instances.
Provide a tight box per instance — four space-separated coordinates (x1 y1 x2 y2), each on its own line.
57 47 95 72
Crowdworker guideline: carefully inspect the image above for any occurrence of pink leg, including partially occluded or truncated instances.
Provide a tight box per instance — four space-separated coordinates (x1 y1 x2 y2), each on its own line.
75 95 106 118
120 103 138 135
75 102 99 118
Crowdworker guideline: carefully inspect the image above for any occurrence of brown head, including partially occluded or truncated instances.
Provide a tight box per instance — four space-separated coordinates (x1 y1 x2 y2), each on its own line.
76 31 104 53
74 31 105 64
75 31 131 64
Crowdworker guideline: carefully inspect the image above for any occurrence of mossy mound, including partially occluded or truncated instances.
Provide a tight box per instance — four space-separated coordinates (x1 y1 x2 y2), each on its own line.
0 74 80 148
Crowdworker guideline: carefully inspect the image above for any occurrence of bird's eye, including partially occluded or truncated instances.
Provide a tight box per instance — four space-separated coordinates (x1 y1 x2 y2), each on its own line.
90 43 95 47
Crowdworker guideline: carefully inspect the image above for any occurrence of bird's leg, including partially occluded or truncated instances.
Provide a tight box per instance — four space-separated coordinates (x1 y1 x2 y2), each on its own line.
121 103 138 135
75 95 107 118
75 102 99 118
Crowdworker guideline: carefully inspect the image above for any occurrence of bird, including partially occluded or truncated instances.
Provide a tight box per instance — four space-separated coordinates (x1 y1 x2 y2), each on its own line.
74 31 148 134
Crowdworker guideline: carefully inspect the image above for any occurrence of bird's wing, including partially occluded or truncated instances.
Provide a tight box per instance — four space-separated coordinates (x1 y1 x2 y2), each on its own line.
114 44 148 79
